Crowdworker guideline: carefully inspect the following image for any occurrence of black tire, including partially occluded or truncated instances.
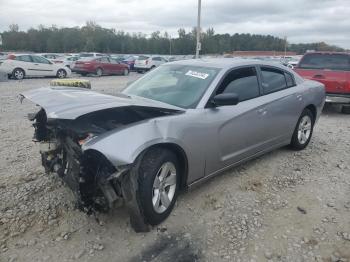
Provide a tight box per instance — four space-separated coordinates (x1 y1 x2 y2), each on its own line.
137 70 143 74
96 68 103 77
341 105 350 114
137 148 180 226
290 108 314 150
12 68 25 80
150 65 156 70
56 69 67 79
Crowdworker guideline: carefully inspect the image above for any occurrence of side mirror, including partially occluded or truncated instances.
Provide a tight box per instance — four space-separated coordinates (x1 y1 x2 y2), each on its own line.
211 93 239 107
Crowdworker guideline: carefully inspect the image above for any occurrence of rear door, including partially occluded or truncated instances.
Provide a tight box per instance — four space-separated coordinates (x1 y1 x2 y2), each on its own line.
258 66 302 143
13 55 33 75
295 53 350 94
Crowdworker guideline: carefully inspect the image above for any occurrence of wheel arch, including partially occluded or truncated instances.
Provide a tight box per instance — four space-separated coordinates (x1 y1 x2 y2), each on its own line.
305 104 317 122
140 143 189 190
12 67 26 77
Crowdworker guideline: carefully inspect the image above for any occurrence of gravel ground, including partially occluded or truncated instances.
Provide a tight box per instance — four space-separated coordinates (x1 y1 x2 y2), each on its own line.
0 74 349 262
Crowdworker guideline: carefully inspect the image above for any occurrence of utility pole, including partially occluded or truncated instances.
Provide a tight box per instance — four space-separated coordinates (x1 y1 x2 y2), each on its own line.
284 36 287 58
169 36 172 56
195 0 201 59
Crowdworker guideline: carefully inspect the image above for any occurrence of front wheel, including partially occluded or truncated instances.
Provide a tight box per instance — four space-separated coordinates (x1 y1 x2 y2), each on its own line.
290 108 314 150
137 148 180 225
57 69 67 78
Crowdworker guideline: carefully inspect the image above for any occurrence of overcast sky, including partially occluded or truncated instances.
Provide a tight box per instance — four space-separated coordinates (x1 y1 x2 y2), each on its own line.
0 0 349 48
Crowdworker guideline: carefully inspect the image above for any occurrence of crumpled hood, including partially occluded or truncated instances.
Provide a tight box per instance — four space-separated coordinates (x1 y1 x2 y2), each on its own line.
20 86 183 119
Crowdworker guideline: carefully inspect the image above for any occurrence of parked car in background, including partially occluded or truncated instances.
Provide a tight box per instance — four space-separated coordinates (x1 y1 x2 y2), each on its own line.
51 56 80 69
122 55 138 71
294 52 350 113
134 55 167 73
79 53 105 58
40 53 62 60
1 54 71 80
21 59 324 231
72 56 129 76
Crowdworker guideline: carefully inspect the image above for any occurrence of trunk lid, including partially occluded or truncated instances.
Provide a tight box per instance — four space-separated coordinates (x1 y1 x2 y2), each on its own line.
20 86 183 120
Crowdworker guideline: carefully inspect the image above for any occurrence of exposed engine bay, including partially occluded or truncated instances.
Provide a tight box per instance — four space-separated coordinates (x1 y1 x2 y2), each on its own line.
30 106 178 212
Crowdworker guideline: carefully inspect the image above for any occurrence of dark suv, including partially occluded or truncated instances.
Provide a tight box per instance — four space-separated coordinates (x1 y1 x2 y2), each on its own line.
294 52 350 113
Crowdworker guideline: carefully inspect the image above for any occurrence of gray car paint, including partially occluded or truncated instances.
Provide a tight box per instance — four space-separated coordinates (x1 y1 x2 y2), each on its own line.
21 59 325 186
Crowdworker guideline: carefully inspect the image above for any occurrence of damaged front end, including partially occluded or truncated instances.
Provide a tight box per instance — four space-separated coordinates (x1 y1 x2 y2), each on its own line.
31 108 127 212
29 104 178 213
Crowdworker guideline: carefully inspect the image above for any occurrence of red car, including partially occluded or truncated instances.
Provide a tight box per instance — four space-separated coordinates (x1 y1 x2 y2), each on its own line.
294 52 350 113
72 57 130 76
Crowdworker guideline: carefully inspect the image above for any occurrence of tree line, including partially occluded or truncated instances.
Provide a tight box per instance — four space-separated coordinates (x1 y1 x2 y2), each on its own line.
0 22 344 55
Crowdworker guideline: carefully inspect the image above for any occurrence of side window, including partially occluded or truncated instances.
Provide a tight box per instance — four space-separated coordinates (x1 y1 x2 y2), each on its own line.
16 55 32 62
285 72 295 87
100 57 109 63
299 54 350 71
217 67 260 102
152 57 161 61
32 56 51 64
261 67 287 94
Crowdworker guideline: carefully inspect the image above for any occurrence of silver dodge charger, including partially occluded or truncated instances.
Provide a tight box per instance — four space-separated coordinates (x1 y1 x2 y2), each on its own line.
21 59 325 231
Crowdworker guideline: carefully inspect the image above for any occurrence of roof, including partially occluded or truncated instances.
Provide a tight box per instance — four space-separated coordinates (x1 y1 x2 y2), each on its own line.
227 51 297 56
168 58 286 70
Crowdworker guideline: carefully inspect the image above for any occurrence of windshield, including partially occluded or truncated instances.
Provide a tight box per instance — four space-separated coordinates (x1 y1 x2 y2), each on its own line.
123 64 220 108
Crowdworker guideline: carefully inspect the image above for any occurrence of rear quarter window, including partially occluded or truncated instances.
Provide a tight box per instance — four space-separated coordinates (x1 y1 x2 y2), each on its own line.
299 53 350 71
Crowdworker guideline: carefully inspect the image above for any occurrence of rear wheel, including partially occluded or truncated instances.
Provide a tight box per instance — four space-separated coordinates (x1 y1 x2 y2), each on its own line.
290 108 314 150
137 148 180 225
341 105 350 114
96 68 103 77
57 69 67 79
12 68 25 80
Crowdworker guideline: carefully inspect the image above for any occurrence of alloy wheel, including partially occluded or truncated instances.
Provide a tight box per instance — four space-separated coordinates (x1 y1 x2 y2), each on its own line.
14 69 24 80
297 115 312 144
152 162 177 214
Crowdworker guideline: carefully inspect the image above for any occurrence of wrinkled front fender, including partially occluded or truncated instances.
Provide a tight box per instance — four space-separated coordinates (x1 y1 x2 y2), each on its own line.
82 119 188 168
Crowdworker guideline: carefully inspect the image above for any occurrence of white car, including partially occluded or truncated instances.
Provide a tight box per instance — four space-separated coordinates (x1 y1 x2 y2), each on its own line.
0 54 71 80
134 55 168 73
79 53 105 58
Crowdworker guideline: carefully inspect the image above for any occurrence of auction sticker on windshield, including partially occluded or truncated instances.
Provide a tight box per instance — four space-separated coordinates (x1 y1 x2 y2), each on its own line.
185 70 209 80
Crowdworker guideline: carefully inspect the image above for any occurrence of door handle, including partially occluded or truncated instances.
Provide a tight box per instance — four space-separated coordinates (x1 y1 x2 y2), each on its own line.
296 94 303 101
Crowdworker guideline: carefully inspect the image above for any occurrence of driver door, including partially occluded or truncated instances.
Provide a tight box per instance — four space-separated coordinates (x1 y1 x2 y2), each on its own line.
204 66 270 175
30 55 55 76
